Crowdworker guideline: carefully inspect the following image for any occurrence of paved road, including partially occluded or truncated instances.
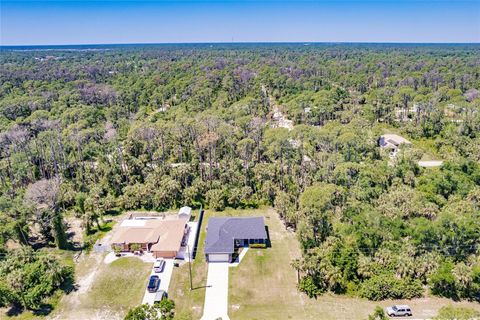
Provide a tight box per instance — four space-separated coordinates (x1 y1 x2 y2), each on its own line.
201 262 230 320
142 259 174 305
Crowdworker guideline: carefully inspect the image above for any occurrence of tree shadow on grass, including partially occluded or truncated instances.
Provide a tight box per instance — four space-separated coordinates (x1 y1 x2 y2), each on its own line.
60 274 77 295
5 305 23 317
5 303 53 318
31 303 54 316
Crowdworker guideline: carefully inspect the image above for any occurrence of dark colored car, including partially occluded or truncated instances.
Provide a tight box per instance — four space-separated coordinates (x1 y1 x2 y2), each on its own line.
147 275 160 293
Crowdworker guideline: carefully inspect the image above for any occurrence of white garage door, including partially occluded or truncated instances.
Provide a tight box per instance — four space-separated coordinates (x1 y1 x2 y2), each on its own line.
208 253 230 262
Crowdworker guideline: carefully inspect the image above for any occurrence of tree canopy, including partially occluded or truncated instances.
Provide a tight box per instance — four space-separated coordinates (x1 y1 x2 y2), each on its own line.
1 44 479 307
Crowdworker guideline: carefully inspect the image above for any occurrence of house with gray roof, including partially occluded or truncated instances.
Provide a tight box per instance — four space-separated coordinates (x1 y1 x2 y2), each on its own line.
204 216 268 262
379 134 412 158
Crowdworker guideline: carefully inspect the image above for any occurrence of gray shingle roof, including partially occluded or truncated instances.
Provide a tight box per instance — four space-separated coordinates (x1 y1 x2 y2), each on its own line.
204 216 267 254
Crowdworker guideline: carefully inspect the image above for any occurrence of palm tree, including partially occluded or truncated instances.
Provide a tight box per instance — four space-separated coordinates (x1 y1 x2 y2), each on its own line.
453 262 472 292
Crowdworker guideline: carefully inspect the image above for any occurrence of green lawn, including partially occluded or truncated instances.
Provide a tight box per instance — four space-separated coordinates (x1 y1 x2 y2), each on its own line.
51 255 152 320
228 207 306 320
84 258 151 309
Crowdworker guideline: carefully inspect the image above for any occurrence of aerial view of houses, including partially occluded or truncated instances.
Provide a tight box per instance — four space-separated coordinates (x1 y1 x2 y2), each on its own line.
379 133 445 168
2 4 480 319
204 216 268 263
379 133 412 158
110 211 190 258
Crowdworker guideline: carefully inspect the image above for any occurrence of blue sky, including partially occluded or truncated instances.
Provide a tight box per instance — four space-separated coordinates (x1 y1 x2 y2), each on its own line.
1 1 479 45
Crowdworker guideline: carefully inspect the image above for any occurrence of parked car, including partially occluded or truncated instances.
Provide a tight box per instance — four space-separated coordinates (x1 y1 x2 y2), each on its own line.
386 305 412 317
154 290 168 304
153 258 166 273
147 275 160 292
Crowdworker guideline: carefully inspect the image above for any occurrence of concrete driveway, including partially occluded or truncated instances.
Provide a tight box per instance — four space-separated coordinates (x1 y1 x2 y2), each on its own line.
142 259 174 305
201 262 230 320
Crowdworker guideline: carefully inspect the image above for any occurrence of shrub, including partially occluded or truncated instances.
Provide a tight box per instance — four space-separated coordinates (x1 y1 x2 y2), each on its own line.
130 243 141 252
249 243 266 248
298 276 323 298
124 299 175 320
360 274 423 300
470 264 480 301
433 305 480 320
429 261 457 299
113 244 123 256
0 281 17 308
0 248 74 310
206 189 225 211
368 306 388 320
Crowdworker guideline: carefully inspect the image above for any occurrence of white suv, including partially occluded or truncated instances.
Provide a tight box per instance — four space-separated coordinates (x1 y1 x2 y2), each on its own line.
386 305 412 317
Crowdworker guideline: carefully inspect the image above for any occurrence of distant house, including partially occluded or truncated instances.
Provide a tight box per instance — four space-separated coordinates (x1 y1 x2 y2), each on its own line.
379 134 412 157
110 218 188 258
409 104 419 114
418 160 444 168
178 206 192 221
204 217 268 262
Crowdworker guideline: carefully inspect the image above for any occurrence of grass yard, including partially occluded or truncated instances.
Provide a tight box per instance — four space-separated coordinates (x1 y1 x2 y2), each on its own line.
83 258 151 309
228 207 308 319
51 255 152 320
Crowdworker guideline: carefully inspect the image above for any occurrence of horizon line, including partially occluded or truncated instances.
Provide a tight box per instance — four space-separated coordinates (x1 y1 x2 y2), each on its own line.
2 41 480 48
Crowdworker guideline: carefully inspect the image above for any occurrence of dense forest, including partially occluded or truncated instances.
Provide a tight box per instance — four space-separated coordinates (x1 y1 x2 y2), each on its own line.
0 44 479 310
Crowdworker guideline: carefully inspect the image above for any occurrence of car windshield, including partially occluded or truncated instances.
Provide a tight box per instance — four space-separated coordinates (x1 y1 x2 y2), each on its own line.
392 306 398 311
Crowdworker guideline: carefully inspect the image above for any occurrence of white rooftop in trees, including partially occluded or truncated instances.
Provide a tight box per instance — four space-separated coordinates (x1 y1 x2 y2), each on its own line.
379 134 412 149
418 160 444 167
